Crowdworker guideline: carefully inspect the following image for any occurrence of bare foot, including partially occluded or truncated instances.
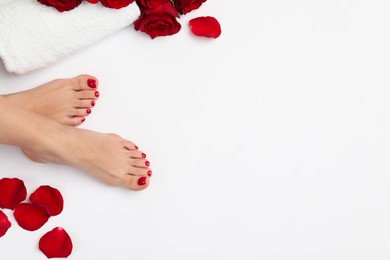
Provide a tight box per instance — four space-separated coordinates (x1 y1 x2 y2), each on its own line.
23 122 152 191
0 79 152 191
4 74 99 126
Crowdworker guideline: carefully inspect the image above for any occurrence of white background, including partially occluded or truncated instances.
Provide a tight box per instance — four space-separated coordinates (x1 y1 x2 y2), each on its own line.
1 0 390 259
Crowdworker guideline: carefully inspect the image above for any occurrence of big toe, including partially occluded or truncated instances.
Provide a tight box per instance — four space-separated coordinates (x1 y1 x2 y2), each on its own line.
121 175 150 191
72 74 99 90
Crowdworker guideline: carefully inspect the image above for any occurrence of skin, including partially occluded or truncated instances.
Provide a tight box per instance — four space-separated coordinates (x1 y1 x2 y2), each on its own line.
0 75 151 191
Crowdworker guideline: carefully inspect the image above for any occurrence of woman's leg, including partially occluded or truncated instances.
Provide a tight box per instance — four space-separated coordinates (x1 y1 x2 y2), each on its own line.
4 74 99 126
0 96 151 191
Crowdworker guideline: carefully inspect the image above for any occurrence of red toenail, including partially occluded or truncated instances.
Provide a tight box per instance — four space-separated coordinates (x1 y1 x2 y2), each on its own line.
145 161 150 166
148 171 152 177
81 118 85 122
142 153 146 158
86 108 91 114
87 79 96 88
91 100 95 107
135 145 138 150
138 177 147 186
95 91 99 97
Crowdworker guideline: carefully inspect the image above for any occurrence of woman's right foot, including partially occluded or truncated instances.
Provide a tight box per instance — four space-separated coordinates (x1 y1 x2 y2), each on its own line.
4 74 99 126
23 123 152 191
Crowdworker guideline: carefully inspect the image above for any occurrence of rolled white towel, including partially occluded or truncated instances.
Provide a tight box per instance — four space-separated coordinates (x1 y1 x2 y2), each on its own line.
0 0 139 74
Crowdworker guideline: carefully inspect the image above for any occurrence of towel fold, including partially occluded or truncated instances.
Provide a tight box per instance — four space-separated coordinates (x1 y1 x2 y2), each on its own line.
0 0 139 74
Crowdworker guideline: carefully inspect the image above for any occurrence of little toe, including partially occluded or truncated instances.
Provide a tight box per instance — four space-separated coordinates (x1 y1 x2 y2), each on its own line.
65 117 85 126
123 141 138 150
73 74 99 90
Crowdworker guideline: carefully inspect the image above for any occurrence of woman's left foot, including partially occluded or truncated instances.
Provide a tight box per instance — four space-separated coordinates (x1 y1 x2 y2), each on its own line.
4 74 100 126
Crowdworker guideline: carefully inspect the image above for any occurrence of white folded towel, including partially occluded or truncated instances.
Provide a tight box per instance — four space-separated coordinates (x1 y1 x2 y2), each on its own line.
0 0 139 74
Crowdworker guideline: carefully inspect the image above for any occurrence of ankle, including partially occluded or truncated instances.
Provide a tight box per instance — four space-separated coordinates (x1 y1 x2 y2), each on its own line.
27 121 70 164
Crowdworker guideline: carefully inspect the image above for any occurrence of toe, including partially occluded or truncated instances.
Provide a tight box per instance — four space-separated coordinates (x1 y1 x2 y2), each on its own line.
64 117 85 126
76 90 99 100
128 165 151 176
71 108 92 117
76 99 96 108
130 158 150 168
122 175 150 191
123 141 138 150
73 74 99 90
128 150 146 159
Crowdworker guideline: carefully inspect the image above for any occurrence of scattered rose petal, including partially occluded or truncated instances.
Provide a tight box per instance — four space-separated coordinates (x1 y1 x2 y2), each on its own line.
0 210 11 238
189 16 221 38
39 227 73 259
30 185 64 216
0 177 27 209
13 203 50 231
86 0 99 3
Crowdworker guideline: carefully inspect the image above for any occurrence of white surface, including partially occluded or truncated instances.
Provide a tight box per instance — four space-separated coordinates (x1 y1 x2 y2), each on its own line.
1 0 390 259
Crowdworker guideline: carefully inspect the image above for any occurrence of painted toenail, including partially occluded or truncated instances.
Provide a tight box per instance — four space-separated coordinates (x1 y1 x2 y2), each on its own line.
95 91 99 97
145 161 150 167
148 171 152 177
142 153 146 158
91 100 95 107
87 79 96 88
135 145 139 150
81 118 85 123
138 177 147 186
86 108 91 114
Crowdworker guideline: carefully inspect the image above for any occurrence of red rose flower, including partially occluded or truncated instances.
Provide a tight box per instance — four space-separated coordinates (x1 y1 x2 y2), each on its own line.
0 210 11 238
37 0 82 12
173 0 206 15
0 177 27 210
100 0 135 9
189 16 221 38
39 227 73 259
136 0 166 9
30 185 64 216
13 203 50 231
134 1 181 39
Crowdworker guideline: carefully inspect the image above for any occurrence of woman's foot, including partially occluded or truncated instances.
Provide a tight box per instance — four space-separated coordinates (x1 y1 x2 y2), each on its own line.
23 125 152 191
4 74 99 126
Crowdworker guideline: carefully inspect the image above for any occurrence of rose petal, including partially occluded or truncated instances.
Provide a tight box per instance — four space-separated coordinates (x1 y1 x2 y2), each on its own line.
0 210 11 238
0 177 27 209
86 0 99 3
173 0 207 15
30 185 64 216
100 0 134 9
13 203 50 231
39 227 73 259
189 16 221 38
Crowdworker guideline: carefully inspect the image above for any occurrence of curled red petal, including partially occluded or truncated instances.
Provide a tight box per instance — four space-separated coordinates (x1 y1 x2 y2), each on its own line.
86 0 99 3
13 203 50 231
0 210 11 238
0 177 27 209
39 227 73 259
30 185 64 216
189 16 221 38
